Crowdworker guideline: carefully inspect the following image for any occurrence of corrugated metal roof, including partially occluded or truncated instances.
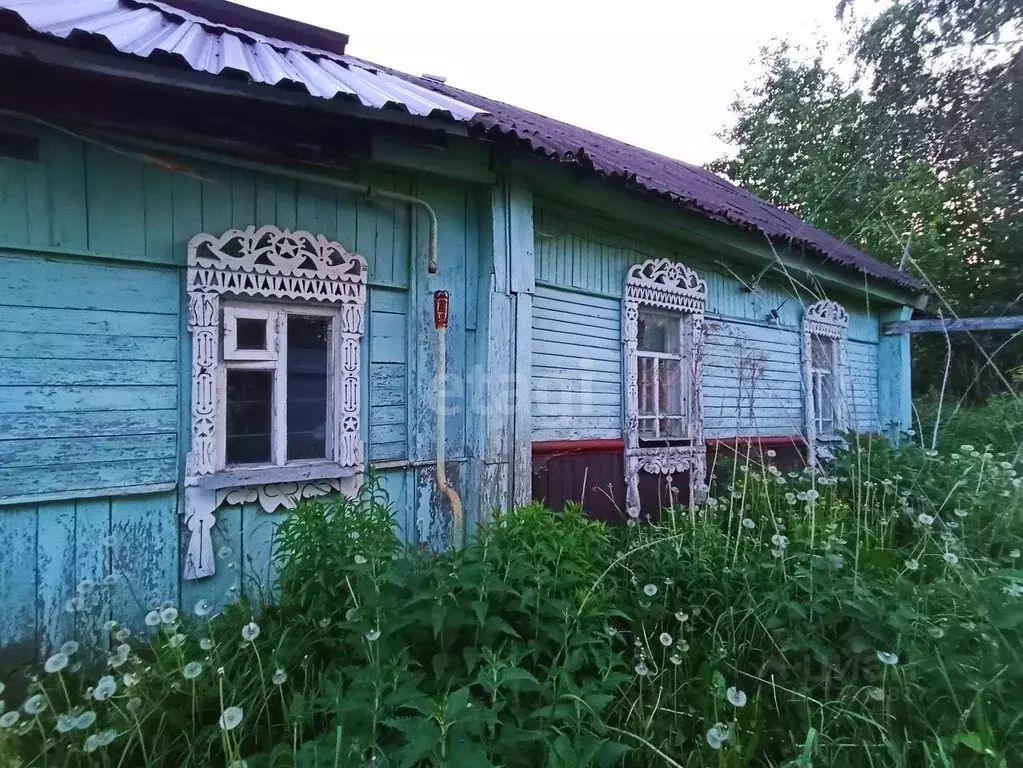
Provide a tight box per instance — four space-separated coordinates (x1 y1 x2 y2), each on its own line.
0 0 921 293
0 0 484 121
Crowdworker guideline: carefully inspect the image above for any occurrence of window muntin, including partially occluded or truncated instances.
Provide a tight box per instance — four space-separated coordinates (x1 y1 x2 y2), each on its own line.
220 303 336 470
636 307 689 442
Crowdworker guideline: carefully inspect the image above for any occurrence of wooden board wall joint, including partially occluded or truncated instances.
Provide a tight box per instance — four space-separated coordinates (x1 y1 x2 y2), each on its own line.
0 482 177 508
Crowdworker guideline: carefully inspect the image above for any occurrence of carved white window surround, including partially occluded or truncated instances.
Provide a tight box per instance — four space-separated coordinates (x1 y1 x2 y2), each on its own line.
623 259 708 516
183 226 368 580
802 299 849 465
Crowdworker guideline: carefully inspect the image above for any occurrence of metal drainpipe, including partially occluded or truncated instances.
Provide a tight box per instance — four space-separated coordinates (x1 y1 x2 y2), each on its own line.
433 291 465 547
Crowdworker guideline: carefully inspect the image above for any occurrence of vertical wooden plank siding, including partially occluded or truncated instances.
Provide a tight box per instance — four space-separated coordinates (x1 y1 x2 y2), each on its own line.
0 121 488 657
877 306 913 438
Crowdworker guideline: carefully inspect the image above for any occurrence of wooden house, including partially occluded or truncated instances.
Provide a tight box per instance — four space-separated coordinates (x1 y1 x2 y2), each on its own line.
0 0 925 664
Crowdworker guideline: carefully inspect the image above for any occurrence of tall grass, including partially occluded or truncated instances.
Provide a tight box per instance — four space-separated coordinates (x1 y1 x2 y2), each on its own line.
1 432 1021 766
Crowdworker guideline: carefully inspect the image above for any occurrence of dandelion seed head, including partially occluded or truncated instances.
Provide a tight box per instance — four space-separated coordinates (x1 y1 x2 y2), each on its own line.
183 662 203 680
159 606 179 625
726 686 747 707
167 633 186 649
643 583 658 597
0 711 19 728
272 668 287 686
675 611 689 623
75 710 96 730
659 632 673 647
55 713 77 733
114 627 130 642
634 662 649 677
867 686 885 701
84 734 102 753
194 599 212 617
875 650 899 666
944 552 960 566
92 676 117 701
365 628 381 642
353 554 367 565
23 694 47 715
144 610 160 627
96 728 118 747
44 652 69 674
122 672 138 688
705 723 729 750
766 449 777 458
1010 549 1021 559
199 637 213 650
917 513 935 526
241 622 260 642
904 559 919 571
741 518 755 529
219 706 243 731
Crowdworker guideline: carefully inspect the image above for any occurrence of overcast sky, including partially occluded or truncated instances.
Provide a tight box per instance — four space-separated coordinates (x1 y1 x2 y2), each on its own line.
235 0 850 165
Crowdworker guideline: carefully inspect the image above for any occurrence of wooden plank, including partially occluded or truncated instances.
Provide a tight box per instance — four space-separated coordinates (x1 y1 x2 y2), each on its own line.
533 425 621 442
0 505 38 668
36 501 76 655
240 503 279 606
532 352 620 374
0 253 179 314
370 404 407 426
110 492 179 631
47 133 89 252
0 434 177 469
0 305 178 337
0 385 177 413
369 363 407 407
370 440 407 461
74 498 111 646
0 156 29 248
532 339 619 362
532 375 622 394
882 316 1023 335
1 483 176 508
532 365 622 384
85 144 147 259
0 409 178 440
0 359 179 387
0 332 178 361
0 459 177 500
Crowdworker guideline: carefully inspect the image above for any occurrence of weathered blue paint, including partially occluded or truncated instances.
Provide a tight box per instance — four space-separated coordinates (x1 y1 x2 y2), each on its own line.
531 203 892 444
0 119 487 656
877 306 913 438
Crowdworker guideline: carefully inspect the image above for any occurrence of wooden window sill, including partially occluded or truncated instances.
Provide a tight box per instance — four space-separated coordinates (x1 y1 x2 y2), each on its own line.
197 462 358 490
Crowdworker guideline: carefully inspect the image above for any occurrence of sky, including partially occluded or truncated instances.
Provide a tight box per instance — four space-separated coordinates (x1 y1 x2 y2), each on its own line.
234 0 852 166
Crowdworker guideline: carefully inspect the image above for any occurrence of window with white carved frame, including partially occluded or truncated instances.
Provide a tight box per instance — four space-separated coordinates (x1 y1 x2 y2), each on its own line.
623 259 707 516
802 299 849 463
182 226 367 582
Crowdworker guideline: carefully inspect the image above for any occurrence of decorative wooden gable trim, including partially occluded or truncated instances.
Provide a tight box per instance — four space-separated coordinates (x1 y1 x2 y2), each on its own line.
802 299 849 465
183 226 368 581
623 259 708 516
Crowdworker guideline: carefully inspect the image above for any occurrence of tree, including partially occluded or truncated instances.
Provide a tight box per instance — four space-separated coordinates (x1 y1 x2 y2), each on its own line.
712 0 1023 398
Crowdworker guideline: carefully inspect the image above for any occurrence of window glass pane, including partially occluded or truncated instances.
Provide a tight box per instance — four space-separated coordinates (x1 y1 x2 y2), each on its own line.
225 370 273 465
638 309 680 353
811 336 833 372
236 317 267 351
287 315 330 461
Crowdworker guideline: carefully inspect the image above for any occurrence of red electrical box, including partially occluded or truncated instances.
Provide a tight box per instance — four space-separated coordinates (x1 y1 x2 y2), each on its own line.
434 290 450 329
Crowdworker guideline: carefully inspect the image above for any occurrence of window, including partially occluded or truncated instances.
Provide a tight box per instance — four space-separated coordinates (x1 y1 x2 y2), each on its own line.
802 299 849 463
623 258 708 515
183 225 368 582
636 307 689 441
810 335 838 437
220 305 335 468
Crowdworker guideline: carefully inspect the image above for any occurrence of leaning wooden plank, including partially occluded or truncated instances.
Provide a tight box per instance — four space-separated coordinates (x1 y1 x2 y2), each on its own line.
882 316 1023 334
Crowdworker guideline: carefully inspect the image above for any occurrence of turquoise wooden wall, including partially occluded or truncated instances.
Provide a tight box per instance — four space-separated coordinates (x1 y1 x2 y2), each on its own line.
0 122 484 664
531 204 887 443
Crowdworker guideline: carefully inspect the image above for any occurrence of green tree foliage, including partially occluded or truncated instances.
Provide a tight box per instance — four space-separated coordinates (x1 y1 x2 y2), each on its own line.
712 0 1023 398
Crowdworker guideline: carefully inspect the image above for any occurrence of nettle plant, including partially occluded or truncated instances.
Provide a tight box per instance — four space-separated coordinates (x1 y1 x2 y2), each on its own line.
1 442 1022 768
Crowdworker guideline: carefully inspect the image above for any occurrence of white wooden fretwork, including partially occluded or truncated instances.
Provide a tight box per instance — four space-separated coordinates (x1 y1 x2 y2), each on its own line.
623 259 708 516
802 299 849 466
183 226 368 581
